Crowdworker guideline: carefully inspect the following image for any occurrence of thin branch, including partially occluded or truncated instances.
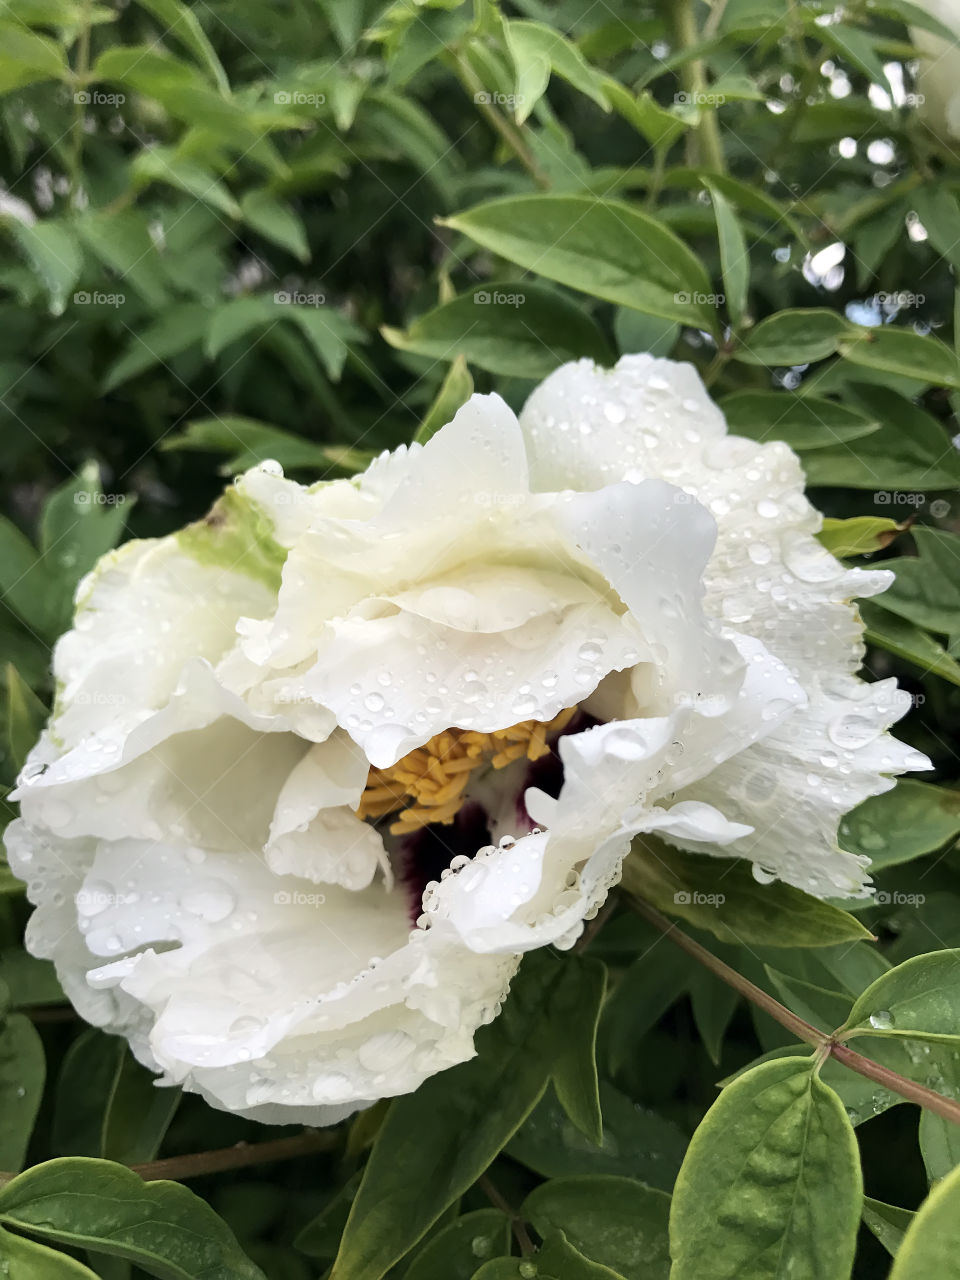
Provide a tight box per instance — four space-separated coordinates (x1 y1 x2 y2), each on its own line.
453 55 551 189
627 896 960 1126
130 1130 338 1181
628 897 826 1048
479 1172 536 1257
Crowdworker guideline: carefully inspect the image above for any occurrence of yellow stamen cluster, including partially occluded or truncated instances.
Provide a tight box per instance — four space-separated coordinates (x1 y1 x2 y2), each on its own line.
357 706 578 836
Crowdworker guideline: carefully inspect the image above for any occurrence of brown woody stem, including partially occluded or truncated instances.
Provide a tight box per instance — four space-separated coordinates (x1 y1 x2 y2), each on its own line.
628 897 960 1126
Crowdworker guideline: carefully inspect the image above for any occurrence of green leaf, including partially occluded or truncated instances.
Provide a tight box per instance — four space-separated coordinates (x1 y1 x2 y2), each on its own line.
798 387 960 489
0 949 63 1006
131 148 241 219
669 1058 861 1280
839 781 960 872
324 950 595 1280
706 182 749 328
102 303 209 392
40 461 129 597
240 191 309 263
733 308 854 366
840 328 960 390
621 845 873 947
919 1109 960 1184
507 1083 686 1191
10 220 83 315
719 391 879 451
912 187 960 276
164 416 372 476
523 1176 671 1280
133 0 229 92
889 1161 960 1277
690 969 740 1065
4 663 45 774
441 196 715 328
0 23 68 92
550 958 605 1145
285 305 363 381
818 516 902 558
76 209 168 308
383 281 612 379
861 601 960 688
880 529 960 636
101 1054 180 1166
0 1158 265 1280
0 1012 45 1170
840 950 960 1045
0 1226 98 1277
535 1231 627 1279
205 297 278 359
505 20 609 123
415 355 474 445
613 309 678 358
404 1209 511 1280
862 1197 914 1258
53 1029 124 1157
603 83 687 149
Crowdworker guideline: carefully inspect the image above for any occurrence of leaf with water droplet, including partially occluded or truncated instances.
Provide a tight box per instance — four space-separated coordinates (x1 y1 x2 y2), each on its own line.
403 1209 510 1280
839 950 960 1047
0 1012 44 1171
862 1197 914 1259
670 1058 861 1280
523 1176 670 1280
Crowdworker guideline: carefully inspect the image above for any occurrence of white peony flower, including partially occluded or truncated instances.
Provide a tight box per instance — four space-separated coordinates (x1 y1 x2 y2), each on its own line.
6 354 927 1123
909 0 960 139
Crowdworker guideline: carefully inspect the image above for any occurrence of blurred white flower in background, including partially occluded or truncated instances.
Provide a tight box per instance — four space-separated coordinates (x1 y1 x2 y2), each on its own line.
5 354 927 1123
910 0 960 139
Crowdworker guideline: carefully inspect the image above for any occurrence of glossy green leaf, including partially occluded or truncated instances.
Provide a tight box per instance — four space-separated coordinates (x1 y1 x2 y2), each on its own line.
0 1226 98 1277
325 950 596 1280
733 309 854 366
507 1083 686 1192
442 196 714 328
523 1176 671 1280
10 220 83 315
0 1012 45 1170
839 781 960 872
889 1162 960 1277
0 24 69 92
840 328 960 390
415 355 474 444
551 957 605 1145
505 21 609 123
862 1198 914 1258
919 1108 960 1184
134 0 229 92
4 663 45 774
164 416 372 475
621 845 872 947
840 951 960 1044
383 281 612 378
861 601 960 688
404 1209 511 1280
613 309 678 358
670 1058 861 1280
102 1054 180 1165
0 1158 265 1280
881 529 960 636
720 390 879 450
240 191 309 262
706 182 748 327
818 516 902 558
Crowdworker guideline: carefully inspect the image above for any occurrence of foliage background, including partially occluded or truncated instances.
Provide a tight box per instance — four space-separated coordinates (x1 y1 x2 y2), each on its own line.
3 0 960 1276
